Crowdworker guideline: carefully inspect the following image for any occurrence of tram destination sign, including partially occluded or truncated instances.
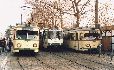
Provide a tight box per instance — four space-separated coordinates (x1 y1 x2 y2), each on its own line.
22 27 33 31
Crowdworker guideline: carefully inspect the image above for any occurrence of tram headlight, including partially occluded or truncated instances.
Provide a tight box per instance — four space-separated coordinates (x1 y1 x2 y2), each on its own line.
85 44 90 47
33 43 37 47
17 43 21 47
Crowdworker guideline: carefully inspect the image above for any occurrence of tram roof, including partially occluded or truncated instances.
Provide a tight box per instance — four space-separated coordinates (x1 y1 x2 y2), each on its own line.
43 27 63 31
7 24 39 31
64 27 100 33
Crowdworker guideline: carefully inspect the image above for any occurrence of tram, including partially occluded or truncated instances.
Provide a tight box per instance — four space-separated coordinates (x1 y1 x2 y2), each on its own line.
63 27 102 51
10 24 39 53
41 27 63 48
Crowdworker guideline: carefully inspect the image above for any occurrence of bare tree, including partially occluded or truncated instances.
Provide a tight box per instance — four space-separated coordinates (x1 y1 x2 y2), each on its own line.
98 1 114 26
68 0 91 27
25 0 114 29
25 0 64 28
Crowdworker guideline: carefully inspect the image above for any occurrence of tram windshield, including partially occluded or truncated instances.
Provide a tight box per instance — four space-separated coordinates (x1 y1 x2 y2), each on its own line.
48 31 63 39
16 30 38 40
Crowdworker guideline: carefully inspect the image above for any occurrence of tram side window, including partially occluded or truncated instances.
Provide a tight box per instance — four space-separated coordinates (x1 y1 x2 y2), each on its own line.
84 33 89 37
68 34 71 40
71 33 74 40
63 34 69 40
76 33 78 40
80 33 83 40
92 33 100 39
65 33 72 40
64 33 70 40
70 33 78 40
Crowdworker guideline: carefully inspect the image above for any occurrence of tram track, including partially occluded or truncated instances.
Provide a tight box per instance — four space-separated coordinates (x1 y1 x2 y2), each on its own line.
2 51 113 70
35 53 69 70
39 52 91 70
50 51 114 70
15 53 57 70
48 52 95 70
34 56 57 70
66 52 114 69
36 52 85 70
16 57 24 70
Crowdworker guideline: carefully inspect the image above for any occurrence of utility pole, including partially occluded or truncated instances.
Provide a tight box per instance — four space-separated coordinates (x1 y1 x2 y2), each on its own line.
95 0 99 28
21 14 23 25
58 0 63 28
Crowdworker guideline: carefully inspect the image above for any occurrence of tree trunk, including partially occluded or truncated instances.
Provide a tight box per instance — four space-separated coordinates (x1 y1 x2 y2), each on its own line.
76 6 80 27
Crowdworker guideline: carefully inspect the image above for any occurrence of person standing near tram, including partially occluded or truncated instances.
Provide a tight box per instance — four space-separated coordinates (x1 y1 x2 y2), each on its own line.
2 38 7 52
0 39 3 54
1 38 6 52
7 38 13 52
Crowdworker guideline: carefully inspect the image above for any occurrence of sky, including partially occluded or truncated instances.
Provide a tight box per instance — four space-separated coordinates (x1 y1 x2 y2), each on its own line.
0 0 32 36
0 0 114 36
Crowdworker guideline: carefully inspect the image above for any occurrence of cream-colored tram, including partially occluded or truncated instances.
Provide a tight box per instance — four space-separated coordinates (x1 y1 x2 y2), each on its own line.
42 28 63 48
11 24 39 53
64 27 102 52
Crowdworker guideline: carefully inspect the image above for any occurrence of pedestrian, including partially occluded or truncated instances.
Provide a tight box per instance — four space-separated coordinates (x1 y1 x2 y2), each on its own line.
98 43 102 57
0 40 3 54
0 47 2 54
0 38 6 52
7 38 13 52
